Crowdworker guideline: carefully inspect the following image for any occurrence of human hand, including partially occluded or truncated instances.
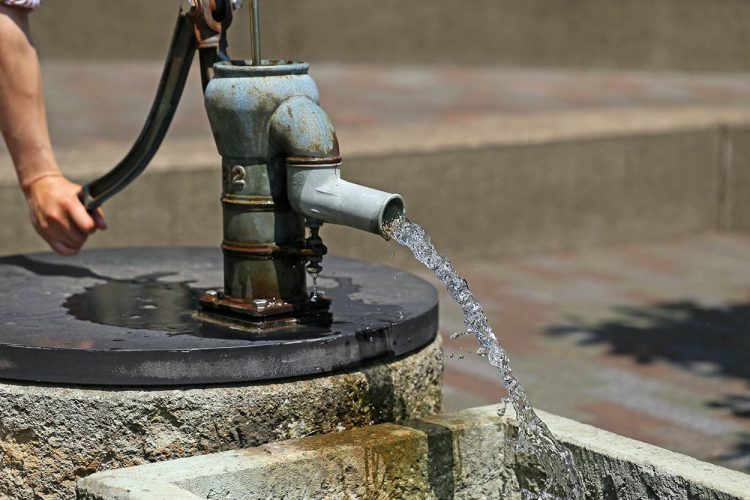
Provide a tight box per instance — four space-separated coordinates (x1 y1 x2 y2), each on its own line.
24 174 107 256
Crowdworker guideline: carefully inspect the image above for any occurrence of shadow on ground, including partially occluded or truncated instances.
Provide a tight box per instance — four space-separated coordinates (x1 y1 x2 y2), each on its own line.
546 301 750 470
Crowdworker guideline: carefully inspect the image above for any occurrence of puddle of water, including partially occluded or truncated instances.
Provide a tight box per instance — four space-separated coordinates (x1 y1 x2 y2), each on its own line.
387 217 583 500
62 271 404 345
63 273 201 333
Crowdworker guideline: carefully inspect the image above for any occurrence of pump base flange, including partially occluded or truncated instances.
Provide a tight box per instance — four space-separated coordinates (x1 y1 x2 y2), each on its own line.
197 292 332 331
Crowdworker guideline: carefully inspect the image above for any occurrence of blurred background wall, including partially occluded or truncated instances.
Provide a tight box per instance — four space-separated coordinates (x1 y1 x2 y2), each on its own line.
32 0 750 71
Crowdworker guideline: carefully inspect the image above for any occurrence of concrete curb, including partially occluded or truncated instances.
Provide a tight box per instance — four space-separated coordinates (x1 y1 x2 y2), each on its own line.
4 105 750 264
77 404 750 499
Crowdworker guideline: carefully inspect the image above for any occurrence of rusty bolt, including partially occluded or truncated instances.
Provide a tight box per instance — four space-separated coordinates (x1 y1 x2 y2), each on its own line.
205 290 218 298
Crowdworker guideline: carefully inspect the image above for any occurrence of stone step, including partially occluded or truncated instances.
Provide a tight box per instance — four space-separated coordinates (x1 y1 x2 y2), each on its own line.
2 63 750 263
31 0 750 72
77 405 750 499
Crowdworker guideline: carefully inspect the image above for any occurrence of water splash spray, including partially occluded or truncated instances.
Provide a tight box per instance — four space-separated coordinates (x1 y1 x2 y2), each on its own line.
387 217 583 499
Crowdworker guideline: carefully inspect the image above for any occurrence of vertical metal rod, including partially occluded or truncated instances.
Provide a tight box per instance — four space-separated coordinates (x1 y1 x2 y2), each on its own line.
249 0 261 65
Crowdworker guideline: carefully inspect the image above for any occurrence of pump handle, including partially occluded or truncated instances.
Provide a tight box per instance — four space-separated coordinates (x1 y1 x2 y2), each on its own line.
78 1 234 210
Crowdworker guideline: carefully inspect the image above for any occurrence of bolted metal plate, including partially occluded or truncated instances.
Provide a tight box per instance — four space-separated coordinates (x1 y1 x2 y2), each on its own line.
0 248 438 386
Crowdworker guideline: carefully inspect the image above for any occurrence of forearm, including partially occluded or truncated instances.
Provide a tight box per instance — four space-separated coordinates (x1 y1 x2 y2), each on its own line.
0 4 60 193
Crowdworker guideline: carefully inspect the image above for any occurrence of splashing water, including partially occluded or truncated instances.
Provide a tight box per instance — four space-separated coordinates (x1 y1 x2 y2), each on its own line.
386 217 583 499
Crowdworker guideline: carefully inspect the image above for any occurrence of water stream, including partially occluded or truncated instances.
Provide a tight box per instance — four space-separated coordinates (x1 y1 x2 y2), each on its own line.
387 217 584 499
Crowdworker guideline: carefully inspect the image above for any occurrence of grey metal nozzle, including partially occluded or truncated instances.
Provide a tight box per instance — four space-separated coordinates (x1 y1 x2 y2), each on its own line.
287 165 406 239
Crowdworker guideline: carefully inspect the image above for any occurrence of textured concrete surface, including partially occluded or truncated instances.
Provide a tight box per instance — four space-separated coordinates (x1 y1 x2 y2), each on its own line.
0 126 727 262
29 0 750 72
431 233 750 475
0 336 442 499
77 404 750 500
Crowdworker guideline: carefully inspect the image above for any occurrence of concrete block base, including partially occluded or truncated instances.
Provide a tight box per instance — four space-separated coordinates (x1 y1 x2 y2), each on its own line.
78 404 750 500
0 336 442 499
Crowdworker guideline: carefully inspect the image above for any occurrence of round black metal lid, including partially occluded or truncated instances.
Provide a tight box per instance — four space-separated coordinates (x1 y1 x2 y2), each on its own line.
0 248 438 386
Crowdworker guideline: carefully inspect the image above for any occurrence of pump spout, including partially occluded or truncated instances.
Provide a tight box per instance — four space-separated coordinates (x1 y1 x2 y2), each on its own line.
287 162 404 238
271 97 405 238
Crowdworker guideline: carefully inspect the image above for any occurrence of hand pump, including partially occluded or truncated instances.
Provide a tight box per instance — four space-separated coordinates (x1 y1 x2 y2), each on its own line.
78 0 405 329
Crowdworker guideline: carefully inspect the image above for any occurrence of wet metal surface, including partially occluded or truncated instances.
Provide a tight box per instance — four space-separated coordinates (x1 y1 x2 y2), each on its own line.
0 248 437 386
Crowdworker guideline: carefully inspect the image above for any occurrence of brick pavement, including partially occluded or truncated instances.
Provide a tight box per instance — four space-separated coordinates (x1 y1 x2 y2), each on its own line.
8 61 750 156
410 232 750 473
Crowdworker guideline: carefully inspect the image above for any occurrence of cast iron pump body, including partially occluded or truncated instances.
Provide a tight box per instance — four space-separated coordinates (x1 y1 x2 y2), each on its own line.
79 0 405 327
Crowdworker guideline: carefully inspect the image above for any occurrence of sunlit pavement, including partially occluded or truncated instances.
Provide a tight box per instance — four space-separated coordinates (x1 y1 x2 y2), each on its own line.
421 233 750 474
16 62 750 157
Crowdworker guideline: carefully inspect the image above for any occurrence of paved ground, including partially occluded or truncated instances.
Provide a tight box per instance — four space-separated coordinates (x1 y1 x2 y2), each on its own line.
3 62 750 165
412 232 750 474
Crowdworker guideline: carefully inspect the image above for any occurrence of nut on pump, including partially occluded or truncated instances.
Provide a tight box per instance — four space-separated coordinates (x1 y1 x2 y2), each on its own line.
79 0 405 329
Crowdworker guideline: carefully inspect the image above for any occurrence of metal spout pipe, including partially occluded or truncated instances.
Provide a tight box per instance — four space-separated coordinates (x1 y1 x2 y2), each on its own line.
270 95 405 238
287 163 405 238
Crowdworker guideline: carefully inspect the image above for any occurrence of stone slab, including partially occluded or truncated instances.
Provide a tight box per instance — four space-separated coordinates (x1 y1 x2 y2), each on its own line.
0 335 442 499
77 404 750 499
0 249 438 385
